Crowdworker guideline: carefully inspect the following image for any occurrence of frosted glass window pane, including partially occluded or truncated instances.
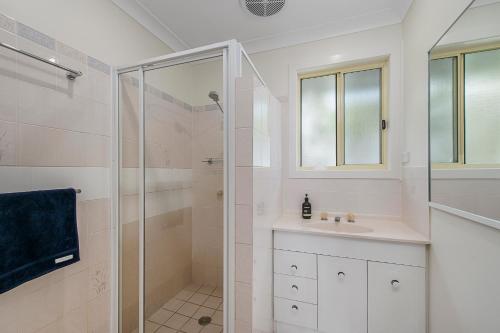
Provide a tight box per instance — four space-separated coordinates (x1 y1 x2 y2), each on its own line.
300 75 336 167
464 49 500 164
344 69 381 165
430 57 458 163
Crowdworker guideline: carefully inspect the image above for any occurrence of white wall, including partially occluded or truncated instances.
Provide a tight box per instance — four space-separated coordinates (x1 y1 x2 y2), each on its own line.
401 0 472 237
250 24 403 218
0 0 172 65
402 0 500 332
429 209 500 333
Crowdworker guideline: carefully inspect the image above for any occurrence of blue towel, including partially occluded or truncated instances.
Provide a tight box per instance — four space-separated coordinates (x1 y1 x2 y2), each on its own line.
0 188 80 294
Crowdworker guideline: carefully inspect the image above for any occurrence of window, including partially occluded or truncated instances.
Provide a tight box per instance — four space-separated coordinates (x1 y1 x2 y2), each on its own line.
299 61 387 169
430 45 500 166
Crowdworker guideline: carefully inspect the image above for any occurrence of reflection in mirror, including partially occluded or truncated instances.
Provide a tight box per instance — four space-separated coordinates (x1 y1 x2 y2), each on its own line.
429 0 500 221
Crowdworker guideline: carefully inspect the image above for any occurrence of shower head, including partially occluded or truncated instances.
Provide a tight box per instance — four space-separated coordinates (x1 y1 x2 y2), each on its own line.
208 91 223 113
208 91 219 103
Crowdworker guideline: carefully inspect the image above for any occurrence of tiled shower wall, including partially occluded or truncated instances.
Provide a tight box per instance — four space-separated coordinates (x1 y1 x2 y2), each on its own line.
0 13 112 333
192 105 224 287
234 74 283 333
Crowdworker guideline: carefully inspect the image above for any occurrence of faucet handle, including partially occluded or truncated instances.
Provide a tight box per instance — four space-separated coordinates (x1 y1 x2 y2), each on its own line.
346 212 355 223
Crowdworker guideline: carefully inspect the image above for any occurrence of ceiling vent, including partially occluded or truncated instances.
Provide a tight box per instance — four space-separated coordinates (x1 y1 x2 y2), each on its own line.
242 0 286 17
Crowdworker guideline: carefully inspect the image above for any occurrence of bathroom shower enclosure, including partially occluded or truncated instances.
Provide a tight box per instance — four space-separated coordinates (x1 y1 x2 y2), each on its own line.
112 41 263 333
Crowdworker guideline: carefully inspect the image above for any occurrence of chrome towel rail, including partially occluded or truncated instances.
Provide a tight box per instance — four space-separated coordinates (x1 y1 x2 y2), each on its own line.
0 42 83 80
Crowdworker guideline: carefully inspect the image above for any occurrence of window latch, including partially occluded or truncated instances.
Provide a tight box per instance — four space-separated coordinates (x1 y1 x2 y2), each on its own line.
381 119 387 130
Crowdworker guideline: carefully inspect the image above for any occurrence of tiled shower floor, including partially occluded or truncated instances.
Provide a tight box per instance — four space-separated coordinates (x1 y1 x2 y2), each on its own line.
145 283 223 333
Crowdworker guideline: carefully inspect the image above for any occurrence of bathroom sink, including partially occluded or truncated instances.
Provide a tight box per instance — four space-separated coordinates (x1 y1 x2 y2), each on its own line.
305 222 373 233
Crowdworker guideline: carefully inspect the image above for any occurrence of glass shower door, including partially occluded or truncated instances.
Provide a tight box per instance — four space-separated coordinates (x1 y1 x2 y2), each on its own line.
117 47 228 333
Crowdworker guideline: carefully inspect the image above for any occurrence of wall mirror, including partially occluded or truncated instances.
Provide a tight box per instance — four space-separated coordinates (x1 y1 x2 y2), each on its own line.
429 0 500 222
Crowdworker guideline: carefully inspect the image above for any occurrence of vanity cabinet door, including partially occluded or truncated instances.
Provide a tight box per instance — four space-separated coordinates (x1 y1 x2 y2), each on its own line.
368 262 425 333
317 255 367 333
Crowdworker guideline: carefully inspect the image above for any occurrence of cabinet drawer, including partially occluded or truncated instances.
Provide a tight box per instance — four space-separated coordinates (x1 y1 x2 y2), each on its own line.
274 297 317 330
274 274 318 304
274 250 317 278
276 322 317 333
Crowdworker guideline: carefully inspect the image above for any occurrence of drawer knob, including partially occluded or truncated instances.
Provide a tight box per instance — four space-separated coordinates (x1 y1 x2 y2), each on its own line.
391 279 400 288
290 264 298 273
291 304 299 312
291 284 299 293
338 272 345 279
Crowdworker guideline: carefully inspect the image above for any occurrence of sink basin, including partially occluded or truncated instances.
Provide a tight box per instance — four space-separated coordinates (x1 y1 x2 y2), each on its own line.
305 222 373 234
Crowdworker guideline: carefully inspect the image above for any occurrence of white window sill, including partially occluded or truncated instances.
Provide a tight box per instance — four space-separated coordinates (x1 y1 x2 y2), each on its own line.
289 168 401 179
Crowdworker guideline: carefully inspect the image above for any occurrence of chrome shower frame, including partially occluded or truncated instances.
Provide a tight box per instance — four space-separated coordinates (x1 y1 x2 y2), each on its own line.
112 40 264 333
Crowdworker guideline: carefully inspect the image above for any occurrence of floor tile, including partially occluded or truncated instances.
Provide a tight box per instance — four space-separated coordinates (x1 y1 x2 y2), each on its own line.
180 318 203 333
176 289 195 301
203 296 222 309
211 311 223 326
200 324 223 333
163 298 186 312
198 285 216 295
189 293 210 305
177 302 200 317
156 326 177 333
217 302 223 310
185 283 202 292
164 313 190 330
145 320 161 333
149 308 175 324
211 288 222 297
192 306 215 320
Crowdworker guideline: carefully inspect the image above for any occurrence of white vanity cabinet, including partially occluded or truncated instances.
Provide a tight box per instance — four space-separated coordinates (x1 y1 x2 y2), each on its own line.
368 262 426 333
317 256 367 333
273 231 427 333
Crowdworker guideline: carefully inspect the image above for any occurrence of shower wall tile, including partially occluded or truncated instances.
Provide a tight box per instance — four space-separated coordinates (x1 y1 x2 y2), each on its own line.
236 128 253 167
0 13 15 33
235 167 252 205
16 22 56 50
0 13 112 333
235 243 253 284
235 282 253 325
89 68 111 104
0 120 17 165
88 56 111 75
0 29 18 123
236 204 253 245
56 41 87 64
16 36 58 85
236 89 254 128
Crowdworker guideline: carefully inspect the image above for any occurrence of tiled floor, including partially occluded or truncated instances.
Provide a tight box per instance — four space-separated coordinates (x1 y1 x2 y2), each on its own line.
146 283 223 333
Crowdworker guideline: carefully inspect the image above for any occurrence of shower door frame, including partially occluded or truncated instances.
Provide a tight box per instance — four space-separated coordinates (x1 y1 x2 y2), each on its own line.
112 40 241 333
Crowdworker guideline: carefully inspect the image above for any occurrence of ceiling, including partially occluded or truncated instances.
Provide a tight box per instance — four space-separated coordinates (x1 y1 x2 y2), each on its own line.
113 0 413 53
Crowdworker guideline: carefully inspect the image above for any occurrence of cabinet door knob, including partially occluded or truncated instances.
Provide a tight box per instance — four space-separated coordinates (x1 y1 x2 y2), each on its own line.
290 264 298 273
391 279 400 288
291 284 299 293
291 305 299 311
338 272 345 279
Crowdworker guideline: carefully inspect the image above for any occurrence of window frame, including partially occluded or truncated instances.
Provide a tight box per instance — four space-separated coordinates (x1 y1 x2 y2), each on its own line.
431 42 500 169
297 60 389 171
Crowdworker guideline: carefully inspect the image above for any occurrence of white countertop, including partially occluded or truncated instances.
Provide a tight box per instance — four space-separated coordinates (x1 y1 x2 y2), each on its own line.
273 214 431 245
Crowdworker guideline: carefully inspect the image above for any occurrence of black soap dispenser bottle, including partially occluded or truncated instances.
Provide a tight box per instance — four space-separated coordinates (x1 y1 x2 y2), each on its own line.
302 194 312 219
